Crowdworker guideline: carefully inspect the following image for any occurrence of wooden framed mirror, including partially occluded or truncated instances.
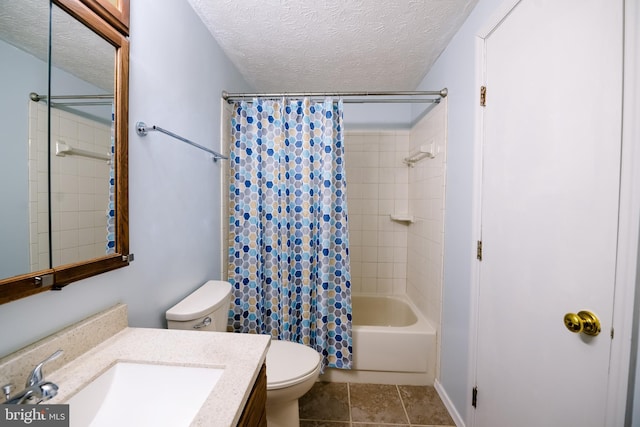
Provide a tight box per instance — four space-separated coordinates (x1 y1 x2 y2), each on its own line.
77 0 129 36
0 0 129 304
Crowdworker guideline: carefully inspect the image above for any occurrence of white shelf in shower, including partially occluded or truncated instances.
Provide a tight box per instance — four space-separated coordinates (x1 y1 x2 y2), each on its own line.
390 214 414 224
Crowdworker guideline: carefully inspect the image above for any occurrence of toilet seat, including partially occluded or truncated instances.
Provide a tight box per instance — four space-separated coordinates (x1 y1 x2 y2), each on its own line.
266 340 321 390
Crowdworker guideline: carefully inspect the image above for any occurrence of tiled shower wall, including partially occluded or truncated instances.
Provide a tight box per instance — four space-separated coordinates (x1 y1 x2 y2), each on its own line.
28 102 111 270
406 101 447 327
345 101 447 329
344 131 410 294
221 102 232 280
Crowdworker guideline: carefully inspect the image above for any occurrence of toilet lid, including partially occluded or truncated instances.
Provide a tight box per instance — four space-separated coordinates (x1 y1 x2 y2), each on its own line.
165 280 232 321
266 340 321 390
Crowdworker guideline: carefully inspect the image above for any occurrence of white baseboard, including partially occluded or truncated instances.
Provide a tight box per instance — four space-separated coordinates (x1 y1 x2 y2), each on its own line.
434 379 465 427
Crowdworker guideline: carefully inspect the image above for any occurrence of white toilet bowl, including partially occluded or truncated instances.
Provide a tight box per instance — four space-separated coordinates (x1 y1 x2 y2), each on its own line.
266 340 321 427
165 280 322 427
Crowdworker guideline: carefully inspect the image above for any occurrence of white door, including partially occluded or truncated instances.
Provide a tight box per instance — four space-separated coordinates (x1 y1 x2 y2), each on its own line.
475 1 623 426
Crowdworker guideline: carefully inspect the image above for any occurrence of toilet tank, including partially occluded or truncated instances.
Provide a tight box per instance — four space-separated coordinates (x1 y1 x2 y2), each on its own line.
165 280 232 332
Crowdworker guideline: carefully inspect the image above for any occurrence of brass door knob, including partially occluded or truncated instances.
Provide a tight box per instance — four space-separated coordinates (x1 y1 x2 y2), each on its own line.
563 310 601 336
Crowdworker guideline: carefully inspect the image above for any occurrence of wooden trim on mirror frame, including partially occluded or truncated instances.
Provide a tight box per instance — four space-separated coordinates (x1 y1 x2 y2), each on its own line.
0 0 130 305
79 0 129 36
0 272 56 304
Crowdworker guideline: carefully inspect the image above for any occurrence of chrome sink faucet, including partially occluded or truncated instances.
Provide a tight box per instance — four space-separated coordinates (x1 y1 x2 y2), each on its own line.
2 350 63 404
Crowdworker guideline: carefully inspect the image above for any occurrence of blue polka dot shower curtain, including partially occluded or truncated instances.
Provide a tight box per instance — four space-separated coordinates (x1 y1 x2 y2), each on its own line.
106 103 115 254
228 97 352 370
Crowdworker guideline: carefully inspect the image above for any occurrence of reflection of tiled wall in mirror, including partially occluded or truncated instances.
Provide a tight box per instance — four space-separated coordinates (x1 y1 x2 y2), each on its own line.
28 102 111 270
28 102 50 272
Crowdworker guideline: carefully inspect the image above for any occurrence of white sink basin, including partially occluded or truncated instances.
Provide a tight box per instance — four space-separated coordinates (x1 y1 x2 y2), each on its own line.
67 362 224 427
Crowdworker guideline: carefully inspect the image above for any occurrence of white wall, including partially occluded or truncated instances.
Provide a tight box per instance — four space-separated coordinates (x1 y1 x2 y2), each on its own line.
625 0 640 424
0 0 252 357
0 40 48 277
411 0 508 422
344 103 412 130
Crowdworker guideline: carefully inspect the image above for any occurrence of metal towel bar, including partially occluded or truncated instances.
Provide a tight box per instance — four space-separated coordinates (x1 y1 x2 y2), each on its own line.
135 121 228 162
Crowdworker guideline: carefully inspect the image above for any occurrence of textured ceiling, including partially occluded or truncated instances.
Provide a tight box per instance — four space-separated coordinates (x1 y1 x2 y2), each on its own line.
187 0 478 92
0 1 49 63
0 0 114 93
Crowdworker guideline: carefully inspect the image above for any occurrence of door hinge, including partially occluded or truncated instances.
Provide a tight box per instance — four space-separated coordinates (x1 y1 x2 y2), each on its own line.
472 386 478 408
480 86 487 106
477 240 483 261
611 327 614 339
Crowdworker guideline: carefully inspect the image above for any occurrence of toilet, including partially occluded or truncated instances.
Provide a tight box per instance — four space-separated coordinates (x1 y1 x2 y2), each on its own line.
166 280 321 427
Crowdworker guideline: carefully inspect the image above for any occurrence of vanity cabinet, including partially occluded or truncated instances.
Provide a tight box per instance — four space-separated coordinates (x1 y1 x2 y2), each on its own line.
237 364 267 427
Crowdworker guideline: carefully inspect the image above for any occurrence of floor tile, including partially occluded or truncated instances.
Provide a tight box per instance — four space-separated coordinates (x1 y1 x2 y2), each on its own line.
300 421 350 427
397 385 455 426
349 383 408 424
352 424 409 427
299 382 350 422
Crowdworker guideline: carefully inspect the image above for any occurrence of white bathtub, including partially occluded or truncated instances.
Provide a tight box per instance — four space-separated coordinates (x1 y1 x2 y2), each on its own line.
321 294 436 385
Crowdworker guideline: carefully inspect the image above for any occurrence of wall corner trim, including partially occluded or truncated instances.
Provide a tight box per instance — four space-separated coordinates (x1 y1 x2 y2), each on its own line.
435 379 466 427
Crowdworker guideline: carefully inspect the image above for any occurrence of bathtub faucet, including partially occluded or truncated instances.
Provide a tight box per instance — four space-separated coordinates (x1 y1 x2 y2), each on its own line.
2 350 63 404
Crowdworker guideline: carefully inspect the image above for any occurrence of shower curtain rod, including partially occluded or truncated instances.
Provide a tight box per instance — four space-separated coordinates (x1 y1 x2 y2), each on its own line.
49 101 113 107
29 92 113 102
221 88 447 103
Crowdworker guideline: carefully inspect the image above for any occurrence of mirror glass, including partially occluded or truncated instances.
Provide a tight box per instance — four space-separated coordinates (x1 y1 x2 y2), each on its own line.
49 3 116 267
0 0 128 299
0 1 50 277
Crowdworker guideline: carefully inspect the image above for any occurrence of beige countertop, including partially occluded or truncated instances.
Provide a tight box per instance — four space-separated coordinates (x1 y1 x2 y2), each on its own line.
1 304 270 426
49 327 270 426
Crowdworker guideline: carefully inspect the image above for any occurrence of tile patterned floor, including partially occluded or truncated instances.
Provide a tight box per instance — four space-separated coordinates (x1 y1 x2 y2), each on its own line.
299 382 456 427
